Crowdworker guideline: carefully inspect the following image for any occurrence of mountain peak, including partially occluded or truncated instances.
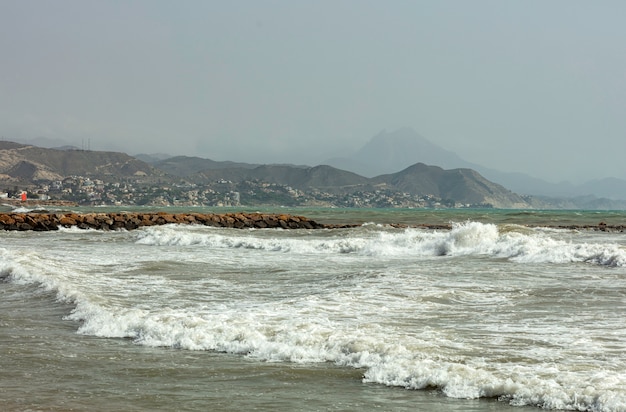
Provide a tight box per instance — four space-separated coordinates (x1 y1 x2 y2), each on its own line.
325 127 471 177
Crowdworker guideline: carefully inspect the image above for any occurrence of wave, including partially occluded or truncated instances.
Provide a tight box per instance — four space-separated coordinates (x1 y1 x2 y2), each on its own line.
10 206 37 213
79 306 624 411
1 246 624 412
134 222 626 267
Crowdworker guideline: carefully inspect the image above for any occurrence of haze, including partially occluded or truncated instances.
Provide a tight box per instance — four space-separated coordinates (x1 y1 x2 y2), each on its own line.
1 1 625 184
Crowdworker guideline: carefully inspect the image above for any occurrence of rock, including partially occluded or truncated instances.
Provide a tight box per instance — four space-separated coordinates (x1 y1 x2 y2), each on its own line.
59 216 77 226
5 211 332 231
0 215 15 225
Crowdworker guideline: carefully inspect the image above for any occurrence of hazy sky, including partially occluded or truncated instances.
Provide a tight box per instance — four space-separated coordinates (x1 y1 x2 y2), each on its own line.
1 1 625 183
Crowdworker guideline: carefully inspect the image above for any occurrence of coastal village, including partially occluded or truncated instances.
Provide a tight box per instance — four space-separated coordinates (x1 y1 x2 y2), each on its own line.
1 174 484 209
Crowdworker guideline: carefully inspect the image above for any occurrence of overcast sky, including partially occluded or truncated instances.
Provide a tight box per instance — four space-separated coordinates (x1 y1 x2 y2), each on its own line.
1 1 625 183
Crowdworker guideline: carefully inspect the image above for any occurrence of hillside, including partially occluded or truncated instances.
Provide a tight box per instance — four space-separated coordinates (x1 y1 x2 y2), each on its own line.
0 141 164 184
170 161 530 208
153 156 260 176
194 164 373 194
372 163 530 208
0 140 532 208
322 128 626 203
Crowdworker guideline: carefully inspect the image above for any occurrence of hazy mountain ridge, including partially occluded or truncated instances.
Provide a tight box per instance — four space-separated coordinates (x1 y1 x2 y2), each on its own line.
324 127 474 177
7 131 625 202
324 128 626 202
154 159 528 208
0 141 529 208
194 164 374 194
372 163 530 208
153 156 261 177
0 141 164 183
133 153 174 164
1 139 624 209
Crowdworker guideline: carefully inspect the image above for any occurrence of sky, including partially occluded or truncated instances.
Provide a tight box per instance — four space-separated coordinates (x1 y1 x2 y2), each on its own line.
1 0 625 183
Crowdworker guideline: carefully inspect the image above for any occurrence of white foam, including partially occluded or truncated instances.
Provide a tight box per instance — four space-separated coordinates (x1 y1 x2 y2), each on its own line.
3 221 626 412
0 248 89 306
133 222 626 267
59 292 626 412
10 206 34 213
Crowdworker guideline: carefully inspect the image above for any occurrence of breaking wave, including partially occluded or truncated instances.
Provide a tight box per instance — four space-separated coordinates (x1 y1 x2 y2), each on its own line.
134 221 626 267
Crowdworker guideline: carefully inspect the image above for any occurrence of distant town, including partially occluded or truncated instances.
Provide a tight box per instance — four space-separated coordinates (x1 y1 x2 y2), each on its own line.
1 175 492 209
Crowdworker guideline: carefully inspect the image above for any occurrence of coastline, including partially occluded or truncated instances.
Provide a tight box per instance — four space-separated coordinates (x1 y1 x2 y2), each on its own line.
0 211 347 231
0 211 623 232
1 199 78 208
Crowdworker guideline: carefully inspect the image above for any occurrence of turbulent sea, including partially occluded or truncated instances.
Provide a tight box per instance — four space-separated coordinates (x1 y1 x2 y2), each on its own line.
1 207 626 412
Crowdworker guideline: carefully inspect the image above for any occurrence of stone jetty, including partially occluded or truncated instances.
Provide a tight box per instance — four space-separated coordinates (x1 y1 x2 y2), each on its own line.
0 211 351 231
0 211 622 232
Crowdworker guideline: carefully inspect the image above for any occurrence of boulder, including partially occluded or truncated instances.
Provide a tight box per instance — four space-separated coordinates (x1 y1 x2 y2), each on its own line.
0 211 330 231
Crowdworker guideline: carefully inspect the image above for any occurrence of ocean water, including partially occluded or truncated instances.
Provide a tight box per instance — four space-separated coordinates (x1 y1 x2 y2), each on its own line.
1 208 626 411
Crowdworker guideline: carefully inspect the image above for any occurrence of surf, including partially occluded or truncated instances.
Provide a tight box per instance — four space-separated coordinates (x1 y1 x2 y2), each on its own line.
133 221 626 267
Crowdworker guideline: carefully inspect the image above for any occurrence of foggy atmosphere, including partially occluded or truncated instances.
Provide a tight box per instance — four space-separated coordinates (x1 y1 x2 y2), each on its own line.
1 1 625 184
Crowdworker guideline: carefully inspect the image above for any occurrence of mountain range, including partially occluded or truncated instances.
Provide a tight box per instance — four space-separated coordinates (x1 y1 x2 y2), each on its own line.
1 140 531 208
324 127 626 201
150 157 531 207
2 128 625 209
0 141 162 184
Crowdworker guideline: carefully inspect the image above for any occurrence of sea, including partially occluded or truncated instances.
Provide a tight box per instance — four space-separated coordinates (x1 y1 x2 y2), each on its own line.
1 206 625 412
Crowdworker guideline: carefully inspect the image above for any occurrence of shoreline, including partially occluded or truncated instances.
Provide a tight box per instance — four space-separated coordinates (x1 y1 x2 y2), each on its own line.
0 211 352 231
0 211 623 232
1 199 79 208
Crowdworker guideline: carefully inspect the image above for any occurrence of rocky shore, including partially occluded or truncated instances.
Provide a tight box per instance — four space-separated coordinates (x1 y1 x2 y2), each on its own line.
388 222 625 232
0 211 356 231
0 211 623 232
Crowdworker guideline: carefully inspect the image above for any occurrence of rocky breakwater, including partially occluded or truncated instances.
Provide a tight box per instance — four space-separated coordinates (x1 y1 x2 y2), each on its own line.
0 212 344 231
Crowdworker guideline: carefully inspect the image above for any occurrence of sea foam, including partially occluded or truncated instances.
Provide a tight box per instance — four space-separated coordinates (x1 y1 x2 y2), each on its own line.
134 222 626 267
60 286 626 412
3 222 626 412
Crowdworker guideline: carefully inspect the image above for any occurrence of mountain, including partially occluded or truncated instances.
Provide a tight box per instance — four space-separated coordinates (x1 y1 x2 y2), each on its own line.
187 164 372 194
152 156 261 177
133 153 173 164
160 160 529 208
577 178 626 200
3 139 622 209
324 127 474 177
0 141 163 184
4 143 510 207
372 163 530 208
324 128 626 201
5 136 77 150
